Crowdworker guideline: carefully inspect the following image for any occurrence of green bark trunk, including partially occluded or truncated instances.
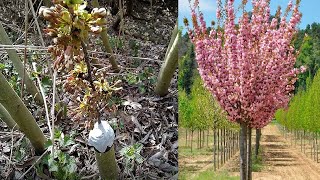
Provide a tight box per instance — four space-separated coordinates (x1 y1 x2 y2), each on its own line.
0 72 46 154
164 22 178 60
91 0 120 72
95 145 119 180
155 27 179 96
0 22 43 105
0 103 18 130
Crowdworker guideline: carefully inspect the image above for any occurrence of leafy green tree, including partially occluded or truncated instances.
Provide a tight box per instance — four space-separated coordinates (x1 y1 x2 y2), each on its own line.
178 45 196 95
277 69 320 133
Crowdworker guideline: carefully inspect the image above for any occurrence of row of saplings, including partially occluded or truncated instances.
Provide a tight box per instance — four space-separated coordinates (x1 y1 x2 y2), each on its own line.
0 0 178 179
275 68 320 163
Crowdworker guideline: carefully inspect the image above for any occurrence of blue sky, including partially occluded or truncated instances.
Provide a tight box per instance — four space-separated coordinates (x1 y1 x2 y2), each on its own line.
179 0 320 33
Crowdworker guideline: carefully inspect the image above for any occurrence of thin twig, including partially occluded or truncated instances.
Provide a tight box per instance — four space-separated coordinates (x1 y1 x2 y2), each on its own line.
80 40 95 91
18 149 49 180
10 0 43 45
27 0 45 46
21 0 28 99
2 155 16 168
27 0 52 75
80 40 103 124
32 62 52 136
51 70 57 156
80 173 99 179
0 45 163 62
0 131 23 135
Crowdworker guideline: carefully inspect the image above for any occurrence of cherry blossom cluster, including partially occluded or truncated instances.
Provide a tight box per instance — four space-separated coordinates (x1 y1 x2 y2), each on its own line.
40 0 121 123
39 0 107 70
186 0 304 128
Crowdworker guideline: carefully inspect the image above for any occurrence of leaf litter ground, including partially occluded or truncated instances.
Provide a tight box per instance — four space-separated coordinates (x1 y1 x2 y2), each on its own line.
0 0 177 179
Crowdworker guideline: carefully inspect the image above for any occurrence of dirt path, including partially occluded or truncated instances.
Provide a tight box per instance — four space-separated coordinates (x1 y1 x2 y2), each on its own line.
225 124 320 180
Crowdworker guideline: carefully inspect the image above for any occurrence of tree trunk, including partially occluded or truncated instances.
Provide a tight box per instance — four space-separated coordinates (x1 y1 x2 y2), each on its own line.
0 103 18 130
220 128 223 165
316 132 318 163
255 128 261 159
0 22 43 105
247 127 252 180
185 128 188 147
217 128 220 168
304 130 306 154
223 128 226 164
155 22 179 96
240 122 248 180
197 130 199 149
164 22 178 60
200 130 202 149
294 130 298 147
233 131 236 154
0 72 46 154
203 129 205 148
226 130 229 161
91 0 120 72
232 131 234 155
290 128 293 146
228 130 230 159
228 130 231 160
95 145 118 180
191 130 194 153
314 132 316 161
213 128 216 171
301 131 303 152
199 130 202 149
207 129 209 147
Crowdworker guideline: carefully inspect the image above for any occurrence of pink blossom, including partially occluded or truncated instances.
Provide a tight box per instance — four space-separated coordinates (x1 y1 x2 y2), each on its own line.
187 0 302 128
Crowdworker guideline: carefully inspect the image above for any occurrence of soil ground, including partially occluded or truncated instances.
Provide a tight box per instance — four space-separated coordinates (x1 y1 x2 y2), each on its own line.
180 124 320 179
224 124 320 180
178 128 237 179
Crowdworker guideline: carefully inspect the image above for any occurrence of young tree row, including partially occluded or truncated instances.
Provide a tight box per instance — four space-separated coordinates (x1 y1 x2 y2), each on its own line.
276 69 320 132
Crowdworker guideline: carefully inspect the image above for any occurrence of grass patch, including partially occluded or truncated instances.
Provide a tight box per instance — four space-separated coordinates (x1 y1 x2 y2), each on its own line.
178 128 214 157
179 145 213 157
179 169 239 180
195 170 239 180
178 128 240 179
252 156 263 172
252 147 264 172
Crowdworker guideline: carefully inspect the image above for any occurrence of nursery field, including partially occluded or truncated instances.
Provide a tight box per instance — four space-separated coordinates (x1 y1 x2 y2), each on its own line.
179 124 320 180
224 124 320 179
178 128 239 180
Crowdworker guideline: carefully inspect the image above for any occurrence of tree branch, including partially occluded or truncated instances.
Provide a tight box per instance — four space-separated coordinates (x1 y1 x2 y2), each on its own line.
81 40 96 91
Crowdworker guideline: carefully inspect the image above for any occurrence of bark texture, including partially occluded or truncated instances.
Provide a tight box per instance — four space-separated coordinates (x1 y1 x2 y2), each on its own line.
92 0 120 72
0 22 43 105
155 23 179 96
0 103 18 130
0 72 46 154
95 145 119 180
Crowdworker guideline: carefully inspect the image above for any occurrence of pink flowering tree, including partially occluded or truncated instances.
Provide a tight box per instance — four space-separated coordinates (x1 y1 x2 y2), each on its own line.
185 0 304 179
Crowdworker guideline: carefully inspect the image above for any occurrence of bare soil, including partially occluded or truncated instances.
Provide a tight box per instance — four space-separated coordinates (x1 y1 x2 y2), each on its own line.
224 124 320 180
